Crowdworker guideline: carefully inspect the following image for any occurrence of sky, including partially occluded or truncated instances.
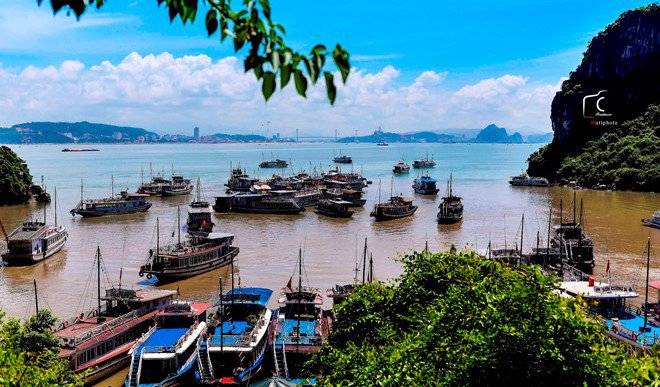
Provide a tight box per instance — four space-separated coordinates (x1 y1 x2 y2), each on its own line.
0 0 652 136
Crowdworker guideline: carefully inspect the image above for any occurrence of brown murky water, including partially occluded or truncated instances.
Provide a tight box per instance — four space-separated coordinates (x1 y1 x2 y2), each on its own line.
0 143 657 386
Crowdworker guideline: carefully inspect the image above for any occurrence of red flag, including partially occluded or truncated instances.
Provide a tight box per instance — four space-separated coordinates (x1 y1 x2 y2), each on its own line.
605 260 610 274
176 285 181 297
286 277 292 290
202 219 207 226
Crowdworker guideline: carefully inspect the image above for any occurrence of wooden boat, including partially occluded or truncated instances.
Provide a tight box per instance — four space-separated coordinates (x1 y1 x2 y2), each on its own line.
437 174 463 223
225 166 259 193
642 211 660 229
125 301 211 386
2 190 67 265
137 174 171 196
138 207 239 282
314 199 354 218
54 248 176 385
71 178 151 217
552 196 595 274
260 154 289 168
197 287 273 385
333 154 352 164
392 162 410 174
213 194 305 215
370 196 417 221
272 250 329 377
508 172 550 187
412 153 436 169
161 175 193 196
412 173 439 195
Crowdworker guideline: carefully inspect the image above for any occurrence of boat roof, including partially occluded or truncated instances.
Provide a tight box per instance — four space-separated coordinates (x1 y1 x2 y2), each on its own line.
102 287 177 302
206 232 234 239
8 222 48 241
126 193 150 197
218 287 273 307
649 281 660 290
252 184 272 190
420 176 437 182
558 281 639 299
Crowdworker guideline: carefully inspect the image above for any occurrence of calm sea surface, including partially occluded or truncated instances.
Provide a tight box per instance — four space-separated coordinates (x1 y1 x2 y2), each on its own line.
0 142 658 385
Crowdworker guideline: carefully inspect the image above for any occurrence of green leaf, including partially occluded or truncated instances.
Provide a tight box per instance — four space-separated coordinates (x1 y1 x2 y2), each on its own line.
324 72 336 105
262 71 276 101
280 64 292 89
270 50 280 73
303 57 318 84
258 0 271 20
205 9 218 36
333 44 351 83
294 70 308 98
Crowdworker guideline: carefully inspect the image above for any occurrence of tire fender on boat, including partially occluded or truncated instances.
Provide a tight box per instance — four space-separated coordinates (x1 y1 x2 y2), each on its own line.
63 321 69 328
138 271 144 277
146 273 153 280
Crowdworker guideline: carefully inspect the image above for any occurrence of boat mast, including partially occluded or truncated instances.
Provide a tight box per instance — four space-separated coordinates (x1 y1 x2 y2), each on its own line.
369 253 374 283
559 198 563 226
644 237 651 332
231 255 235 308
43 197 46 224
362 237 368 285
177 205 181 245
156 218 160 257
573 191 577 224
54 187 58 226
219 277 224 354
297 248 302 354
519 214 524 257
579 198 584 224
80 179 83 203
141 166 144 186
111 174 114 198
34 279 39 313
547 208 552 263
96 246 101 318
449 173 453 197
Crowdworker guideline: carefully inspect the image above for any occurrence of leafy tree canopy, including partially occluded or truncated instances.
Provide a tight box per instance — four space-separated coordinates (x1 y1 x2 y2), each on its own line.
37 0 350 105
0 145 33 205
310 248 660 386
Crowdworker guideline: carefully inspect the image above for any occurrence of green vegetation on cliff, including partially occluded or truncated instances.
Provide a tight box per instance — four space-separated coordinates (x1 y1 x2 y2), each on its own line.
0 146 33 205
0 309 83 386
310 248 660 386
529 105 659 191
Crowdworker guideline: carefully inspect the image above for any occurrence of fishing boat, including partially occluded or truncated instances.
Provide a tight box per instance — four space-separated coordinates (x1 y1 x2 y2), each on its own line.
273 250 329 377
412 153 436 169
260 153 289 168
295 189 323 207
138 208 239 282
642 211 660 229
314 199 354 218
412 173 439 195
225 166 259 193
333 154 352 164
161 175 193 197
552 195 595 274
62 148 99 152
508 172 550 187
376 142 388 146
330 189 366 207
197 287 273 385
71 178 151 217
125 300 211 386
137 173 171 196
437 173 463 223
392 161 410 174
1 189 67 265
327 238 375 307
54 248 176 385
370 196 417 221
213 194 305 215
187 178 215 235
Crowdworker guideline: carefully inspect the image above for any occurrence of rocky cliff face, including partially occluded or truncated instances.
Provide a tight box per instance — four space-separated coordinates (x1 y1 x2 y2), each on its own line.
528 5 660 182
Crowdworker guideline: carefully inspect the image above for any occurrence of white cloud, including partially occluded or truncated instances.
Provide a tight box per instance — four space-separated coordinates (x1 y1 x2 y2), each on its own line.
0 52 560 135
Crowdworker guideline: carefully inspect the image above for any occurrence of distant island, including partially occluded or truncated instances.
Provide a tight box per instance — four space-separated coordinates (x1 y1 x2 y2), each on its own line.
338 124 550 144
0 121 268 144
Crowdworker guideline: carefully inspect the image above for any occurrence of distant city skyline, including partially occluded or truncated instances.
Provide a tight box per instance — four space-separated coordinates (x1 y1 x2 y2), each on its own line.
0 1 649 136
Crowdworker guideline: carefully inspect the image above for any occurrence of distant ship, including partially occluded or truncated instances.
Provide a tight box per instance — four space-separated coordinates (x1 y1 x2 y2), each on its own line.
642 211 660 229
437 173 463 224
392 162 410 174
2 189 67 265
508 172 550 187
371 196 417 221
333 153 353 164
314 198 354 217
161 174 193 196
213 194 305 215
412 153 436 169
71 177 152 217
62 148 99 152
260 153 289 168
376 142 388 146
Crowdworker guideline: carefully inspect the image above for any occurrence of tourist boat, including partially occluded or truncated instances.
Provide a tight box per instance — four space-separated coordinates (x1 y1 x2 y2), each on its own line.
552 196 595 274
327 238 374 307
642 211 660 229
314 199 354 218
225 167 259 193
54 248 176 385
508 172 550 187
1 189 67 266
125 300 211 387
260 153 289 168
161 175 193 197
327 284 356 307
138 207 239 282
213 194 305 215
137 174 171 196
437 174 463 223
197 287 273 385
333 154 353 164
412 153 436 169
325 188 366 207
62 148 99 152
412 173 439 195
370 196 417 221
71 178 151 217
295 189 323 207
392 161 410 174
272 250 329 377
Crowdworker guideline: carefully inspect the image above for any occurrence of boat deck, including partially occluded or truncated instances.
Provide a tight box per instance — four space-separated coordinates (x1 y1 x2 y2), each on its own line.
278 320 317 345
607 314 660 346
9 225 46 241
138 328 188 351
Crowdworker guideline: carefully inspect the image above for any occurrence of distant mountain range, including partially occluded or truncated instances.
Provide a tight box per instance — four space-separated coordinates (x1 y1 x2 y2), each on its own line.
0 121 267 144
338 124 552 144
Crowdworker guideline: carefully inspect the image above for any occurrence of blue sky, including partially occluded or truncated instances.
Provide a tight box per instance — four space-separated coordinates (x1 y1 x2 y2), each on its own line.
0 0 652 135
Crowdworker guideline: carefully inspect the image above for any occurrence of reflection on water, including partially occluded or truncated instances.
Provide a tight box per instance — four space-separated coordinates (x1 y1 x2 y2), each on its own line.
0 143 658 386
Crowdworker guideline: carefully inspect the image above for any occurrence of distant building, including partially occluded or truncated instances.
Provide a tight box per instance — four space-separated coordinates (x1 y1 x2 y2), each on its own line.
194 127 200 142
112 132 123 140
137 135 145 143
